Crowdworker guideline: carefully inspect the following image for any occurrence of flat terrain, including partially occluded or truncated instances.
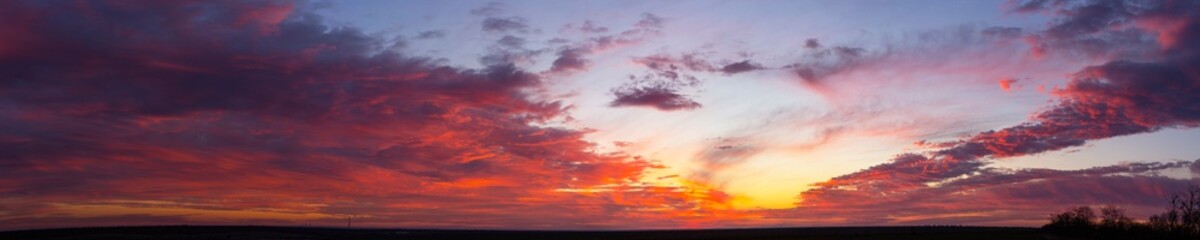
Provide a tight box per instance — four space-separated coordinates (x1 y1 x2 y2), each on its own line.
0 226 1049 240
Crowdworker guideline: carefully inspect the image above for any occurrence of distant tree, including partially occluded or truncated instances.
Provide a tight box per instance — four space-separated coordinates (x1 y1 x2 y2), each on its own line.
1148 185 1200 238
1099 206 1133 230
1044 185 1200 239
1044 206 1096 236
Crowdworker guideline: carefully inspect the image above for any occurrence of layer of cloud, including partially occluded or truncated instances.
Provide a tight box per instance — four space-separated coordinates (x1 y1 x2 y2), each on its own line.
0 0 734 230
781 161 1198 225
791 0 1200 225
2 0 1197 230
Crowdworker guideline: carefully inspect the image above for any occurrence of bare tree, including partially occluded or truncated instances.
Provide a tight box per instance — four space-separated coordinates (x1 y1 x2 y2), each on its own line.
1099 205 1133 230
1045 205 1096 235
1148 185 1200 237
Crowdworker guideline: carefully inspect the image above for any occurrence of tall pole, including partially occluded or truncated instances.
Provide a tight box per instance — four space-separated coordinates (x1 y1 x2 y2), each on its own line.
347 216 351 228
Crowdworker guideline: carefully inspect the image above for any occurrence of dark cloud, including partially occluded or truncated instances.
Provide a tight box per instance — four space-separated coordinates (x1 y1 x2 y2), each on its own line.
482 17 529 33
480 34 544 67
635 53 717 72
1009 0 1071 13
496 35 526 49
786 45 872 85
550 48 588 73
1020 0 1161 59
1043 0 1136 39
479 49 544 67
804 38 821 49
416 30 445 39
608 54 709 111
569 20 609 33
609 84 701 111
631 53 766 77
719 60 764 74
538 13 669 75
635 13 665 29
609 53 764 111
470 2 505 16
543 21 655 74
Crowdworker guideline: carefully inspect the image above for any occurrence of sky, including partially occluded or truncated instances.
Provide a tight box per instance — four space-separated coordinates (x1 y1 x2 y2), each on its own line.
1 0 1199 230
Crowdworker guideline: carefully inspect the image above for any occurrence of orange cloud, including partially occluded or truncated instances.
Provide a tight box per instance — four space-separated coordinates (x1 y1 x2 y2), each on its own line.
0 0 745 231
999 78 1018 92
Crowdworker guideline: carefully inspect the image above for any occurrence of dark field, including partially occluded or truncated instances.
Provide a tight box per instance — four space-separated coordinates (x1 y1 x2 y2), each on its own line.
0 226 1049 240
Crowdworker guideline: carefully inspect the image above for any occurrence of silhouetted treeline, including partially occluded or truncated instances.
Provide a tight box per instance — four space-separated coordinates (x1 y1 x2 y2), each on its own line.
1044 185 1200 239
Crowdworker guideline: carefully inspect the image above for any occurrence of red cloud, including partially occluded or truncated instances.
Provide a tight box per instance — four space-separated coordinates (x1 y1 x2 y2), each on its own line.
0 0 736 230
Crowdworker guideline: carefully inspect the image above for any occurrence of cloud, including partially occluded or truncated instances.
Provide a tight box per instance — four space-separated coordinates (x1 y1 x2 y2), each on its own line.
784 160 1199 225
1042 0 1135 39
606 52 765 111
609 84 702 111
779 25 1049 100
690 138 766 182
804 38 821 49
785 45 874 87
496 35 527 49
1009 0 1064 13
635 13 665 29
470 2 505 16
416 30 445 39
999 78 1019 91
606 53 722 111
482 17 530 33
542 16 662 75
719 60 764 74
1018 0 1161 60
634 53 718 72
792 0 1200 225
550 48 589 73
982 26 1023 39
566 20 609 33
480 34 546 67
0 0 733 230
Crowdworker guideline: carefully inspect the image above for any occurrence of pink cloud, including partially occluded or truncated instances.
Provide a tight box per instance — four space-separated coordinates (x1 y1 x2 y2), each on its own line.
999 78 1019 92
791 0 1200 225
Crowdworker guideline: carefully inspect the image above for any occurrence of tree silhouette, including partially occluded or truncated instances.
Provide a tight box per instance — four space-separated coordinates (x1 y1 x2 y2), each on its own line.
1099 206 1132 230
1148 185 1200 237
1044 205 1097 238
1046 185 1200 239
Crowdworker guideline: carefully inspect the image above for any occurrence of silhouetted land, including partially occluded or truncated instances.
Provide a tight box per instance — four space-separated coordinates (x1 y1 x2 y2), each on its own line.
0 226 1048 240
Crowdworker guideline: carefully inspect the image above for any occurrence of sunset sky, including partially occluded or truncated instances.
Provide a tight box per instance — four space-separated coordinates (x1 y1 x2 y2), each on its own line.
2 0 1200 230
